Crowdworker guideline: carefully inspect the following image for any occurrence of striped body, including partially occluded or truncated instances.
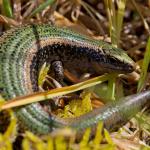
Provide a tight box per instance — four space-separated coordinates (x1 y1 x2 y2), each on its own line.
0 24 148 134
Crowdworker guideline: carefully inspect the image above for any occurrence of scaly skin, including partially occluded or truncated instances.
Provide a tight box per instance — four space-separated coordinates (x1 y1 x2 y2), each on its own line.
0 24 149 134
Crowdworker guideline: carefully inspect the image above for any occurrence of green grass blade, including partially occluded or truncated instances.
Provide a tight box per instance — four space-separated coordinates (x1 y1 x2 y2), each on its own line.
80 128 91 149
116 0 126 46
2 0 13 18
106 74 117 100
104 0 126 100
138 37 150 92
104 129 114 145
29 0 55 17
93 121 103 146
104 0 117 46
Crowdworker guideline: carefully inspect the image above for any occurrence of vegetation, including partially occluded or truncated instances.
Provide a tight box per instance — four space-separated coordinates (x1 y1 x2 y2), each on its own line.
0 0 150 149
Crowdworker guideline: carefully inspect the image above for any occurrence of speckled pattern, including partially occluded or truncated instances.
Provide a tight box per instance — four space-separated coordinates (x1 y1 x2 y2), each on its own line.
0 24 148 135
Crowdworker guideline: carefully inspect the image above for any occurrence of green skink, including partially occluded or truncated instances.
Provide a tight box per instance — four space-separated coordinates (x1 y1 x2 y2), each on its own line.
0 24 149 134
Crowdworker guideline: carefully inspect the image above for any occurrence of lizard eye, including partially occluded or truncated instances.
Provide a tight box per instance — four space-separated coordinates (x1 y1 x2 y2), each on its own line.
109 57 117 65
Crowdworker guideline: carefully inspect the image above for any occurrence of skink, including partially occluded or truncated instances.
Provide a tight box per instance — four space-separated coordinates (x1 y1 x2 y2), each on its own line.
0 24 149 134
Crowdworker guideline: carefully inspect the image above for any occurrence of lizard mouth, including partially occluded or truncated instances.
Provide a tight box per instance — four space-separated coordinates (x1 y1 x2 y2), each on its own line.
101 63 136 74
93 61 136 74
108 62 136 73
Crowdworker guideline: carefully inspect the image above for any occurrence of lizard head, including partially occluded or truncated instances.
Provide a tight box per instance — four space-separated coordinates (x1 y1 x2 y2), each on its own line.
89 43 136 74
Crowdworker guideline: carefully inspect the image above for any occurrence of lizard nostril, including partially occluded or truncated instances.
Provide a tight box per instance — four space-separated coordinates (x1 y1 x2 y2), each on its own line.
128 63 136 72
